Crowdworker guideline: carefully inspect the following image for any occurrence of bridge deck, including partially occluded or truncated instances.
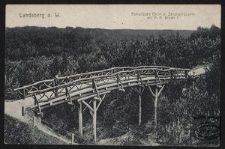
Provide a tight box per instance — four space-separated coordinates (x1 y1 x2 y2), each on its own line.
25 75 186 110
14 66 190 110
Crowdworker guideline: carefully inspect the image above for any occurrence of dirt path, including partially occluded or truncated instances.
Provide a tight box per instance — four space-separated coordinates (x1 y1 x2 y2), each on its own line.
4 99 73 145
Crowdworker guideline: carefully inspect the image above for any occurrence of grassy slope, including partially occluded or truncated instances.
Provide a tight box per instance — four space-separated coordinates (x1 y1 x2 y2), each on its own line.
4 114 66 145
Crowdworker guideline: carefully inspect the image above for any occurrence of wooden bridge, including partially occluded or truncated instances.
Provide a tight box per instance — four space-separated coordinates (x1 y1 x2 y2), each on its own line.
14 66 192 142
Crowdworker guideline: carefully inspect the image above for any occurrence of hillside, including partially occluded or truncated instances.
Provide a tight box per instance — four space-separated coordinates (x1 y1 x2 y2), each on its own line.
4 114 68 144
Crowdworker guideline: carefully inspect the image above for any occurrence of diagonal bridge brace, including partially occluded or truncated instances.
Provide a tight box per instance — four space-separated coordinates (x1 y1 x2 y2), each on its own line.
81 94 107 115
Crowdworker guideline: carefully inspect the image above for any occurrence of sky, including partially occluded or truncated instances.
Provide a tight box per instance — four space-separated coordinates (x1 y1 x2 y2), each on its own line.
6 4 221 30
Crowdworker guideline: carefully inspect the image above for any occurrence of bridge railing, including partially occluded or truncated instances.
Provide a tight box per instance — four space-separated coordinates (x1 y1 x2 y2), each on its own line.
14 66 190 100
24 68 190 104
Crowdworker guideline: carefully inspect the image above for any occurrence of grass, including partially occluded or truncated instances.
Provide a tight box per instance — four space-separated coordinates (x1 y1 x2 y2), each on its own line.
4 114 66 144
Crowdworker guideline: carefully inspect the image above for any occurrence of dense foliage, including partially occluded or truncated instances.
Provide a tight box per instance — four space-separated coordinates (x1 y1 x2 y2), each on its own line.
5 25 220 146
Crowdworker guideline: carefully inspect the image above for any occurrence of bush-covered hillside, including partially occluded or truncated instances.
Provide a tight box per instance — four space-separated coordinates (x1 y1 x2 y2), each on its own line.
5 25 220 100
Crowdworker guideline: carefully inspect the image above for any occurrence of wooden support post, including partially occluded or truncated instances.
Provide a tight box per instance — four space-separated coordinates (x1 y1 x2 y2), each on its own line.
34 95 37 105
69 133 74 145
93 99 97 142
136 87 145 126
33 115 41 127
22 106 25 116
148 85 164 129
78 102 83 136
154 87 158 129
71 133 74 145
138 92 142 125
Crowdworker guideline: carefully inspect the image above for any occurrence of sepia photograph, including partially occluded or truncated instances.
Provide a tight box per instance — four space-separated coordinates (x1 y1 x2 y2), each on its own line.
4 4 221 146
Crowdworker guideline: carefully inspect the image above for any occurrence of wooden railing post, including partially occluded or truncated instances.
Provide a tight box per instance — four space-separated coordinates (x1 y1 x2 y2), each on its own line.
65 86 68 98
33 93 37 105
137 73 140 83
23 88 26 100
170 70 174 79
185 70 188 78
116 74 119 84
116 73 125 92
32 90 41 125
53 76 58 97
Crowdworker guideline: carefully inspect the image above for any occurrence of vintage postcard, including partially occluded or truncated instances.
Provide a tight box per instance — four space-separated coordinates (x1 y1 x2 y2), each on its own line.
4 4 221 146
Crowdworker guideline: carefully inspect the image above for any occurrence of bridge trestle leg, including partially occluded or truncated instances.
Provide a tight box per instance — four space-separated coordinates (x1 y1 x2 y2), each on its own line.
154 87 158 129
148 84 165 129
79 94 106 142
78 101 83 136
139 94 142 125
33 114 42 127
93 99 97 142
32 93 43 127
137 86 145 126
